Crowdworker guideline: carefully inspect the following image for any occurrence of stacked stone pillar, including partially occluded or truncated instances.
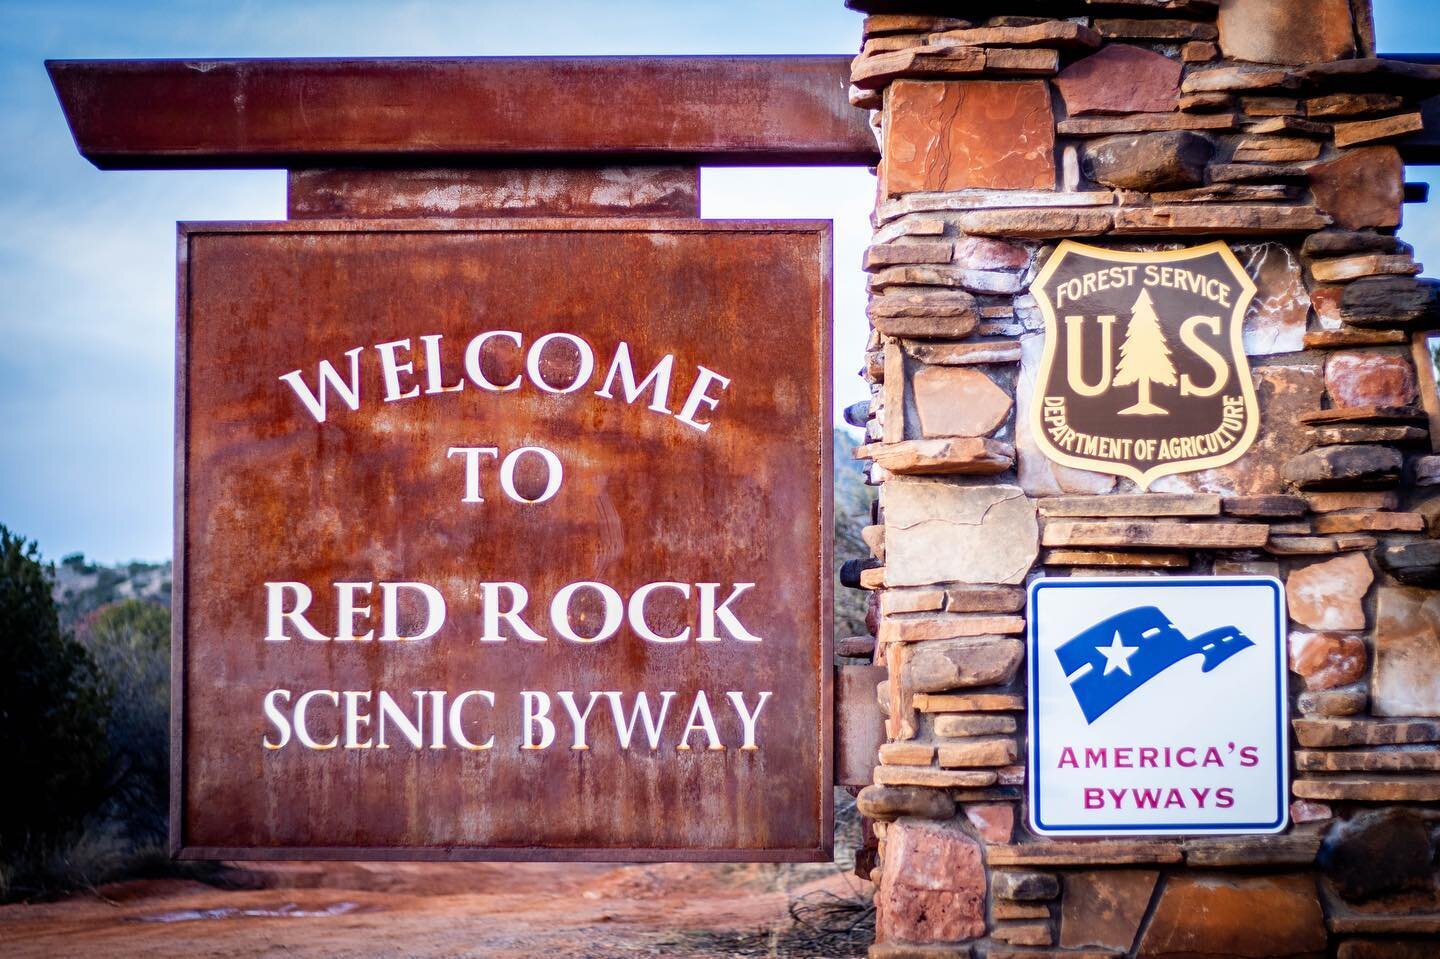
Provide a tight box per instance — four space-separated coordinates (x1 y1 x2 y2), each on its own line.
844 1 1440 956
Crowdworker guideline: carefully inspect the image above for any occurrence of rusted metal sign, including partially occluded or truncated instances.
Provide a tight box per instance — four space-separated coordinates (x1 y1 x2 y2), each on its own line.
173 219 833 861
1030 241 1260 489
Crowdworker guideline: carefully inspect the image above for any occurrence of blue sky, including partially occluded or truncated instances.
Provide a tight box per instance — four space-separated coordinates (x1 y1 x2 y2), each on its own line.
0 0 1436 563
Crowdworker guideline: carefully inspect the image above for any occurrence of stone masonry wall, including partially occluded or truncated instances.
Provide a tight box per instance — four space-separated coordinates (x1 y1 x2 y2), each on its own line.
840 1 1440 957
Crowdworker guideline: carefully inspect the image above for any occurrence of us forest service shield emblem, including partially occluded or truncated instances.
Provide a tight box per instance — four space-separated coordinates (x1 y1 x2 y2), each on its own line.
1031 241 1260 489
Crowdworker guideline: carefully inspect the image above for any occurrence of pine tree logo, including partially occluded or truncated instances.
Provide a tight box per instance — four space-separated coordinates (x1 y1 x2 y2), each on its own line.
1113 289 1177 416
1030 240 1262 489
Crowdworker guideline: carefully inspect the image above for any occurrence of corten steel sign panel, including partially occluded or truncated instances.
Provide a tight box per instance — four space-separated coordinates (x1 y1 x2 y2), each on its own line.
173 219 833 861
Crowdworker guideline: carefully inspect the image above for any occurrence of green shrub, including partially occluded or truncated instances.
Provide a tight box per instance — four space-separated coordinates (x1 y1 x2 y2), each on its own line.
0 525 111 888
833 429 875 640
76 599 171 843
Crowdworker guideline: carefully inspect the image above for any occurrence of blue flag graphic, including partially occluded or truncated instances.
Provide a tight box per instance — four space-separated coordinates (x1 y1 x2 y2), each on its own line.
1055 605 1254 724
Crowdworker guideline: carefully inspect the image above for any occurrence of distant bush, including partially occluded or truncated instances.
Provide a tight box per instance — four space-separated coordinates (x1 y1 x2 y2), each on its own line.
77 599 171 845
52 552 172 628
0 525 111 895
833 429 875 641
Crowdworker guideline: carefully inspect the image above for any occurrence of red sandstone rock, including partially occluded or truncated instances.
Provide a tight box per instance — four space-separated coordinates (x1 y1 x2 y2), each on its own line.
865 240 954 269
930 22 1101 50
902 637 1024 691
1154 364 1323 497
1372 586 1440 718
1290 799 1334 823
883 481 1038 588
983 48 1060 77
990 922 1051 946
1053 44 1181 116
859 437 1014 475
912 367 1012 438
1082 130 1213 191
963 803 1013 844
1218 0 1355 65
1305 330 1411 349
1112 203 1329 235
870 944 976 959
1311 286 1345 329
992 870 1060 900
1289 630 1369 690
1282 444 1404 489
1301 56 1440 91
937 737 1018 768
869 290 979 339
1095 18 1216 41
852 46 985 90
1311 254 1421 284
876 818 986 943
1324 351 1417 408
953 236 1031 271
1335 112 1425 149
1182 837 1322 871
1307 92 1406 117
1059 112 1235 136
1299 684 1368 716
1243 96 1303 117
1183 41 1218 64
1017 336 1117 496
883 80 1055 196
1137 874 1327 957
1240 243 1309 355
1060 870 1158 952
1232 136 1322 163
1183 66 1298 95
1313 511 1425 533
957 208 1113 239
1339 941 1440 959
1306 232 1410 258
857 785 956 821
1309 148 1404 231
1287 553 1374 631
862 14 970 38
1293 775 1440 802
1292 716 1440 747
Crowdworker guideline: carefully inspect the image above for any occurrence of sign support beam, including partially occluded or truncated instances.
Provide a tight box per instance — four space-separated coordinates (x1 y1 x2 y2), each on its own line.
47 55 878 170
286 166 702 220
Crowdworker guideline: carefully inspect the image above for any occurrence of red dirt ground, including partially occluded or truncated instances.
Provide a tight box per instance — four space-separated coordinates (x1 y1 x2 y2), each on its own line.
0 859 873 958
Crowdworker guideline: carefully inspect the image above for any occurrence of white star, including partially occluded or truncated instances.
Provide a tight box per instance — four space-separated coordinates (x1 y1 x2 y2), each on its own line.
1096 631 1139 676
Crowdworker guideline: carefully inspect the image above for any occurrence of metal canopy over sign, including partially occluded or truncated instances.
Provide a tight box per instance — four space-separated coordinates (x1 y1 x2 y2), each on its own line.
1027 577 1287 837
173 218 833 861
47 56 876 169
1029 241 1260 490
